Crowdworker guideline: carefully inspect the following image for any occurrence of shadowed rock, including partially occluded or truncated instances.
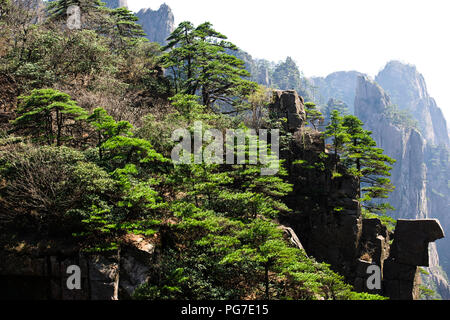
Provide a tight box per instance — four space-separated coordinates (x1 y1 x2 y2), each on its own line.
383 219 445 300
391 219 445 266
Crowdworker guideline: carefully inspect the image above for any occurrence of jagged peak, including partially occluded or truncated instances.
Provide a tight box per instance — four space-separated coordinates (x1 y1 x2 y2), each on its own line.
376 60 429 101
137 3 173 15
355 75 393 121
324 70 364 81
356 74 390 105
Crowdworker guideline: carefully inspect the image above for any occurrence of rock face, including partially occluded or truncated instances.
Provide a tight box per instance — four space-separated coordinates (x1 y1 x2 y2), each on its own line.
268 90 306 132
375 61 449 147
135 4 175 45
310 71 364 114
275 89 446 299
384 219 445 300
354 75 450 299
355 75 429 221
0 238 155 300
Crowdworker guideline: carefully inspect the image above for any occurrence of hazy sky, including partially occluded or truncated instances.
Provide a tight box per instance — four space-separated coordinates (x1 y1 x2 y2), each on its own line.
128 0 450 123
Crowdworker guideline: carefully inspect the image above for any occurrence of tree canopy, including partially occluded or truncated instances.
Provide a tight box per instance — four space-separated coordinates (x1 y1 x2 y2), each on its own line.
161 21 257 109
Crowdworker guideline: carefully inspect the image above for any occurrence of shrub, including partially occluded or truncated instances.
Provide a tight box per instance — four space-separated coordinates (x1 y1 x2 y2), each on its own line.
0 143 116 235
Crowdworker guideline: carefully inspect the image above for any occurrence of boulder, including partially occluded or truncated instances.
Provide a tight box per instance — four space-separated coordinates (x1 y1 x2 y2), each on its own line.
390 219 444 266
87 253 120 300
269 90 306 132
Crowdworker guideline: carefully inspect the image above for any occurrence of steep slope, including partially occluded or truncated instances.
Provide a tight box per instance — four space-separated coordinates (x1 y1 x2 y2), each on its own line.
310 71 363 114
375 61 450 147
354 75 450 299
375 62 450 290
135 3 174 45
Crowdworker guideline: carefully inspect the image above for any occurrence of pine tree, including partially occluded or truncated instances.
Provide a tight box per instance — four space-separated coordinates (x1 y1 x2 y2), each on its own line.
109 7 146 52
342 115 396 213
304 102 324 130
161 21 257 109
48 0 106 24
324 110 349 169
11 88 88 146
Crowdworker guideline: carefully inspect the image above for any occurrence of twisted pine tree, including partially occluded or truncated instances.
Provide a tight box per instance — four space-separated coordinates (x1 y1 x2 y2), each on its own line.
11 88 87 146
341 115 396 214
161 21 257 109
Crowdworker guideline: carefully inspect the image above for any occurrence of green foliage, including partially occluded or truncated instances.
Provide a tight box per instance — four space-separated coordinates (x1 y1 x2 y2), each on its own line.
108 7 146 52
134 267 188 300
271 57 312 100
419 285 437 300
8 27 115 90
304 102 324 130
384 104 418 129
0 145 116 235
341 115 396 214
361 208 397 232
0 2 391 301
161 21 257 109
11 89 88 146
88 107 167 170
325 111 396 214
48 0 107 24
324 110 350 167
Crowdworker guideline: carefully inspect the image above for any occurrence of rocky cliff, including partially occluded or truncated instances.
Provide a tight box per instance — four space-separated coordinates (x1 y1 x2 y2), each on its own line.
135 3 174 46
355 76 429 220
0 89 446 300
0 235 156 300
271 90 446 300
310 71 363 114
375 61 450 147
354 76 450 299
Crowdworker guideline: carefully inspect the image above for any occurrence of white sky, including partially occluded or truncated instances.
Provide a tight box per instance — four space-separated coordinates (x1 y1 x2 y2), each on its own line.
128 0 450 123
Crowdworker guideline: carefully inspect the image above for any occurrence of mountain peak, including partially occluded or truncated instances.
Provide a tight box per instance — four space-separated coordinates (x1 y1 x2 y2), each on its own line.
135 4 175 45
376 61 449 146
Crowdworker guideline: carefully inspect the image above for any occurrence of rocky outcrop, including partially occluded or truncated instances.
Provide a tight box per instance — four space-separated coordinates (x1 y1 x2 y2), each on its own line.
276 88 446 300
268 90 306 132
0 237 155 300
384 219 445 300
390 220 445 266
135 4 175 45
354 75 450 299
